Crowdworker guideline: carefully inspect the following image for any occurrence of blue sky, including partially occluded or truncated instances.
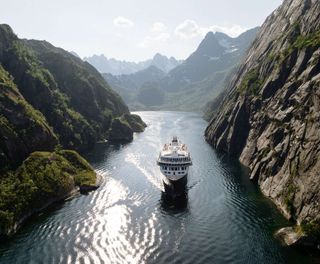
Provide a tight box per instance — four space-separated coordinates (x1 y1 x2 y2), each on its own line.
0 0 282 61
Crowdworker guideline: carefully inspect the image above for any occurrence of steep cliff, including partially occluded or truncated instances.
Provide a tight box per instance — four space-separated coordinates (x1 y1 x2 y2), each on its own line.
0 24 145 236
0 24 145 152
0 65 58 169
205 0 320 244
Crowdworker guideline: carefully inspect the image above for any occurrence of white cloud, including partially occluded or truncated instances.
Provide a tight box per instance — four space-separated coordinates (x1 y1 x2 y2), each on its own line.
175 19 248 39
151 22 167 33
139 22 170 48
175 20 201 39
139 32 170 48
113 16 134 28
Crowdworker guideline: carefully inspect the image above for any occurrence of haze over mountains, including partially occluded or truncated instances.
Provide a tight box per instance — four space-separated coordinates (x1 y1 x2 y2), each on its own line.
102 27 259 112
1 0 319 252
84 53 182 75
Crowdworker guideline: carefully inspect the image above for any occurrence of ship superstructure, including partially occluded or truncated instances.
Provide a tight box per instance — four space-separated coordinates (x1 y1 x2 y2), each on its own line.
157 136 192 182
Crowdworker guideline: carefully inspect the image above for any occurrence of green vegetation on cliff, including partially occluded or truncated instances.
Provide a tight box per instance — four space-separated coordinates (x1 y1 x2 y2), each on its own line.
205 0 320 247
121 113 147 133
0 65 58 169
301 219 320 240
0 150 96 235
0 23 145 153
237 69 265 96
0 23 146 236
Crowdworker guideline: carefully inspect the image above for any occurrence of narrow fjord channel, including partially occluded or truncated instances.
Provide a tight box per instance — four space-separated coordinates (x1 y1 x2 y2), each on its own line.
0 112 313 263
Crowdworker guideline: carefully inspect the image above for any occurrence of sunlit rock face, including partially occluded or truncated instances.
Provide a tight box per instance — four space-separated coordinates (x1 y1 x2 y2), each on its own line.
205 0 320 240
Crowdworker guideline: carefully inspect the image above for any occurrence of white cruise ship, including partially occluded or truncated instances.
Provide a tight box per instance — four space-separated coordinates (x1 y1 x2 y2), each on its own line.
157 136 192 184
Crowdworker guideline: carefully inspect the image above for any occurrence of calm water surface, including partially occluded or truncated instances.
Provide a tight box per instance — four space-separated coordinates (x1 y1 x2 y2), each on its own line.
0 111 314 263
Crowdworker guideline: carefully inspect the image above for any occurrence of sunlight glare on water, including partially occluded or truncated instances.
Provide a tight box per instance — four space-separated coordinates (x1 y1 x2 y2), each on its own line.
0 111 314 264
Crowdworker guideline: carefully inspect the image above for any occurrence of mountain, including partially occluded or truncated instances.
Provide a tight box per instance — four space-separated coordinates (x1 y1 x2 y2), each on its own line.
152 53 181 73
70 51 80 58
0 24 146 236
103 28 258 112
162 28 259 92
84 53 181 75
102 65 165 108
205 0 320 246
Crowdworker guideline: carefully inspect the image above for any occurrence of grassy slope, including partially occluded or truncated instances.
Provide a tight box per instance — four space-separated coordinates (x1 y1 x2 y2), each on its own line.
0 150 96 235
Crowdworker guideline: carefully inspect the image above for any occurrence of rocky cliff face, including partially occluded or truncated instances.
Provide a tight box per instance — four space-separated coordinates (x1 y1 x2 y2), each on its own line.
205 0 320 242
0 24 145 152
0 24 146 236
0 65 58 169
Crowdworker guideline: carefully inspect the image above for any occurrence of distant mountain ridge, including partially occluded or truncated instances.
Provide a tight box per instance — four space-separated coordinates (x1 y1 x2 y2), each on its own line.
102 65 166 108
103 28 259 111
84 53 182 75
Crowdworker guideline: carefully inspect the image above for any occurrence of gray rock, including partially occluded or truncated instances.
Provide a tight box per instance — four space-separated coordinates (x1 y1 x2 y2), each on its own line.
205 0 320 246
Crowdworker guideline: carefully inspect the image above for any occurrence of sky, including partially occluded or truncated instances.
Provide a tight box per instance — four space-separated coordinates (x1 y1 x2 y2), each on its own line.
0 0 282 62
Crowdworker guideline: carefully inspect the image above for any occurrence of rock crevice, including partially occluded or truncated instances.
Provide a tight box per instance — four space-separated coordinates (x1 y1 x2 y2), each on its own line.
205 0 320 246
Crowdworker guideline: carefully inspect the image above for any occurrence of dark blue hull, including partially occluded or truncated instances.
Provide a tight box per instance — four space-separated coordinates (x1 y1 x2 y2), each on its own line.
162 175 187 198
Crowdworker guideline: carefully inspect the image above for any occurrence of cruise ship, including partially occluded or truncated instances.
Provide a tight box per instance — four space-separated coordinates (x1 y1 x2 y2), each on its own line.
157 136 192 194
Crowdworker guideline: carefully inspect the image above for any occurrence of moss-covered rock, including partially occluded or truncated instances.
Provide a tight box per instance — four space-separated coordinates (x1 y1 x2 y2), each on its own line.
0 65 58 169
121 113 147 132
108 118 133 142
0 23 146 237
301 219 320 241
0 150 96 236
57 150 96 186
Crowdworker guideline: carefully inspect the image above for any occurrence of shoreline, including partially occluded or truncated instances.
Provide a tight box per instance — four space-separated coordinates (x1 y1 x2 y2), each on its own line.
1 173 103 238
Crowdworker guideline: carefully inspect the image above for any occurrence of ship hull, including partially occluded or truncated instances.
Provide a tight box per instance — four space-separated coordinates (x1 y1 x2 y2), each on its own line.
162 174 187 198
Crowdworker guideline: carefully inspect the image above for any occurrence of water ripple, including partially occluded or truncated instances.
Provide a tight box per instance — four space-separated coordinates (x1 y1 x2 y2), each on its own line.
0 112 312 264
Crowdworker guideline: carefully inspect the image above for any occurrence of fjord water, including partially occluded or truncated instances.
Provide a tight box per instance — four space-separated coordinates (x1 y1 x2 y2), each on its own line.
0 112 312 264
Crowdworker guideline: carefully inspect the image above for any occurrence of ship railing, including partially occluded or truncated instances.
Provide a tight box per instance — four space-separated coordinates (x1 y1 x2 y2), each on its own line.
158 157 191 163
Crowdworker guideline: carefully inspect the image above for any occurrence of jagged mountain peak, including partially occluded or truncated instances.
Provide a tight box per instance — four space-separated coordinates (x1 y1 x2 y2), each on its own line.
85 52 181 75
